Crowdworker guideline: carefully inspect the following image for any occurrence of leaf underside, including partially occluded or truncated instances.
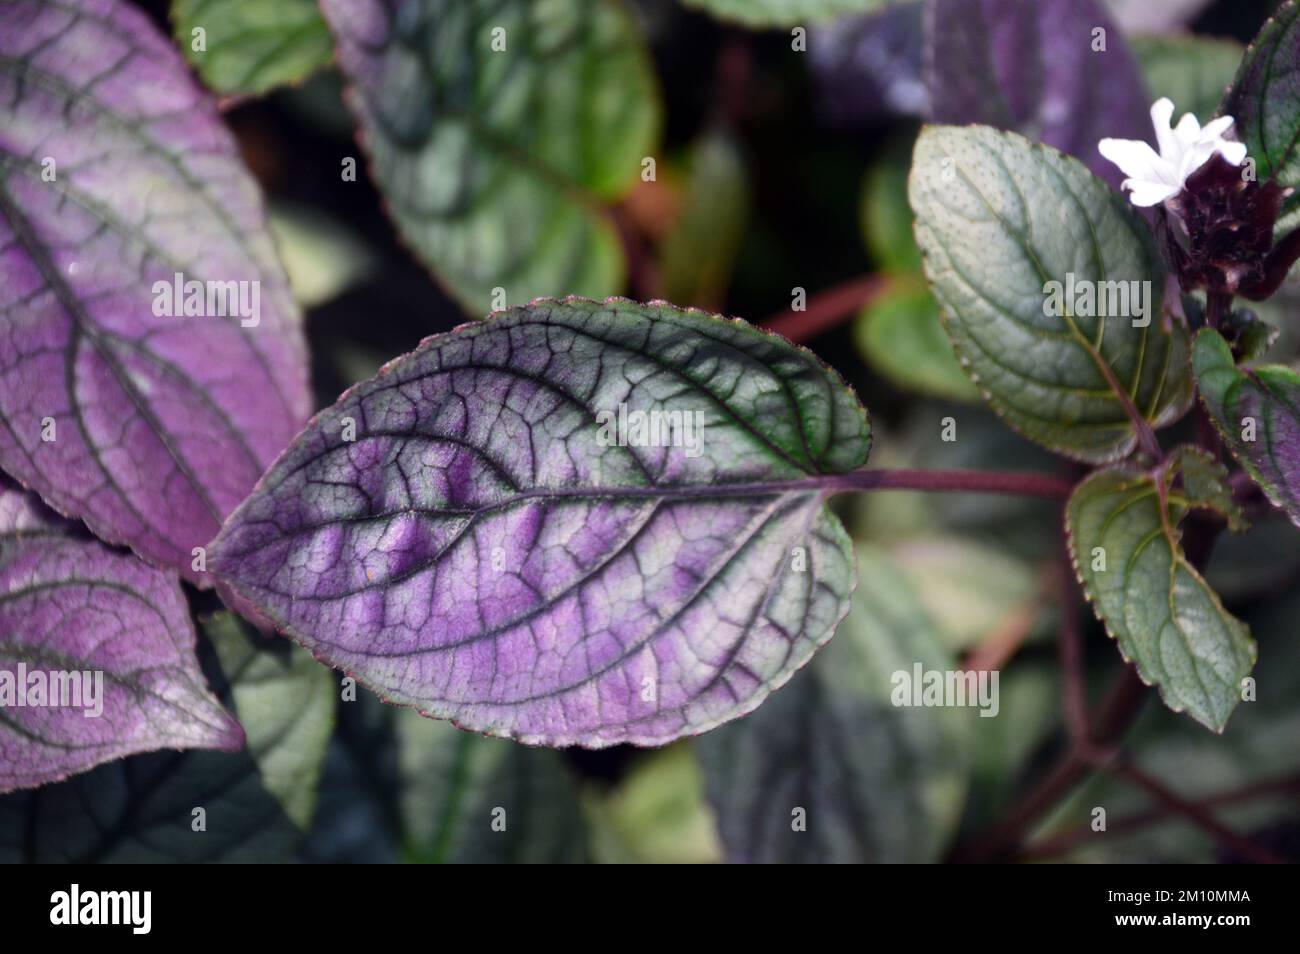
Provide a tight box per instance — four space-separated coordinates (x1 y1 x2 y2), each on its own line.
0 0 310 582
210 298 872 748
0 482 242 794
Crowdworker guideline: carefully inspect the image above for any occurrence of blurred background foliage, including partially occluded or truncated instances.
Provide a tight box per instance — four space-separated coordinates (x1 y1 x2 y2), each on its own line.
59 0 1295 863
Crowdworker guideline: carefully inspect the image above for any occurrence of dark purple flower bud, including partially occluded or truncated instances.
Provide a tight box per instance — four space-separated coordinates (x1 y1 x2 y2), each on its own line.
1160 154 1292 299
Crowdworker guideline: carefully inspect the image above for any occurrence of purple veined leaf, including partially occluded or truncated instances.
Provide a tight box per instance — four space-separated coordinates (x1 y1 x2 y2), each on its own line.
925 0 1153 191
1222 1 1300 238
0 0 311 584
810 2 929 124
318 0 661 314
0 481 243 794
0 609 321 861
210 298 872 748
1194 329 1300 529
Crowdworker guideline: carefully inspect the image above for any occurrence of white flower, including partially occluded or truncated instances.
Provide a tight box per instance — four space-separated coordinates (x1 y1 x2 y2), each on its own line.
1098 98 1248 207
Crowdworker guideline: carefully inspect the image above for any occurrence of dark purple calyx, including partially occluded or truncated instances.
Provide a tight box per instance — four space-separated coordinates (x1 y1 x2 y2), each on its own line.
1162 154 1295 301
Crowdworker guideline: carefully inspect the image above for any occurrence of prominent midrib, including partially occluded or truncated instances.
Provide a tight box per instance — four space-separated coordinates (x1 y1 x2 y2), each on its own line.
220 479 834 557
0 172 228 531
949 157 1163 435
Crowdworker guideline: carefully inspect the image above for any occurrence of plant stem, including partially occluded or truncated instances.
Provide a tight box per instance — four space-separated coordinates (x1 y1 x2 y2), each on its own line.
1205 291 1233 328
824 467 1074 499
946 667 1149 863
1087 351 1163 460
761 275 892 342
1105 761 1286 864
1058 549 1090 744
1020 772 1300 860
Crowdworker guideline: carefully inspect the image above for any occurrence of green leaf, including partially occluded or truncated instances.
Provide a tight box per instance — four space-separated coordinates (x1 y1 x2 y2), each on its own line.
861 137 922 273
584 745 722 863
697 544 970 863
853 279 980 402
1223 0 1300 235
660 131 750 310
267 202 377 308
1194 328 1300 528
172 0 333 97
910 124 1192 463
1039 588 1300 862
319 0 661 313
0 616 331 861
964 661 1058 830
888 535 1041 652
1131 34 1243 120
301 692 588 862
203 612 335 829
681 0 890 28
394 711 587 863
1066 447 1255 732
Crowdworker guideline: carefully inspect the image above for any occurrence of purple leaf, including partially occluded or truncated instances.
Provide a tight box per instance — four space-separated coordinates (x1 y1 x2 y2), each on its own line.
0 0 311 583
1194 329 1300 530
210 298 872 748
925 0 1152 190
0 483 243 794
1222 1 1300 239
810 3 929 124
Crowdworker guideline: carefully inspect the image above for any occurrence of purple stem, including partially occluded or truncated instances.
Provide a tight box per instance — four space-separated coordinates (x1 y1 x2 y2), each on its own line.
822 468 1073 499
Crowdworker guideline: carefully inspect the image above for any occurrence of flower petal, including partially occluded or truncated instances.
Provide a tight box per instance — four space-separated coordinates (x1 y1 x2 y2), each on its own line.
1151 97 1179 162
1178 138 1220 181
1174 111 1202 143
1124 178 1181 207
1217 140 1248 166
1099 137 1171 184
1201 115 1236 140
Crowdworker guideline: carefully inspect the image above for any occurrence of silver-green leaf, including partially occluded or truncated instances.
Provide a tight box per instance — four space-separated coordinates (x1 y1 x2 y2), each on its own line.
1066 447 1255 732
910 124 1193 463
